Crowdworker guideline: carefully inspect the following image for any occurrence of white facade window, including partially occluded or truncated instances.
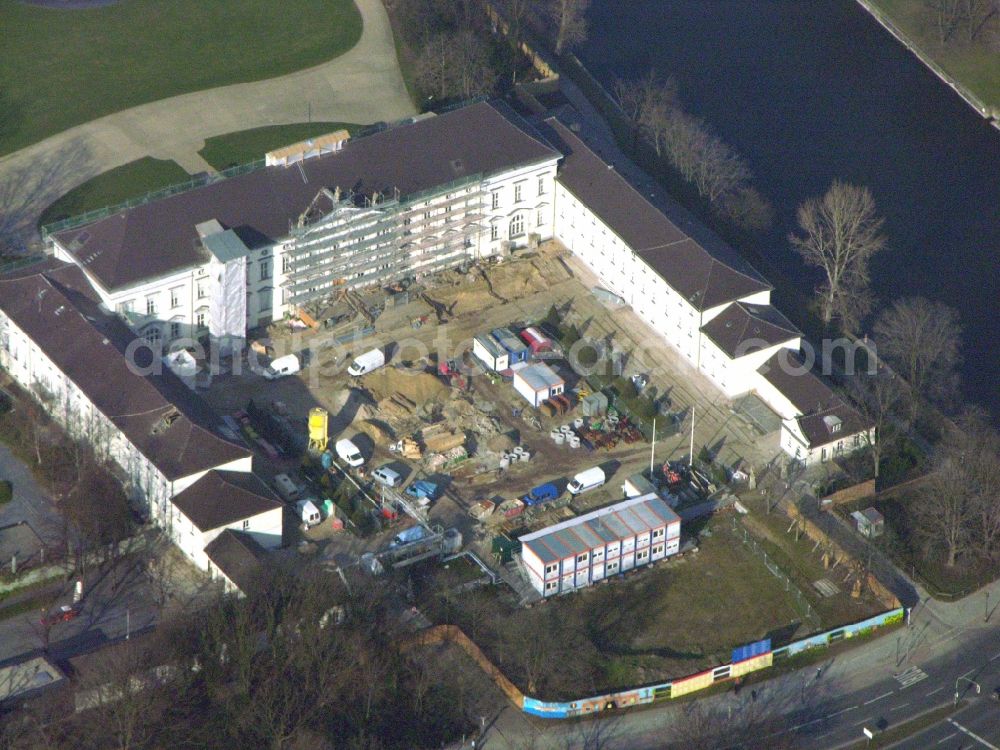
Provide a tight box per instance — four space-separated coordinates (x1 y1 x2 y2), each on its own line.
169 288 181 308
491 224 499 241
170 322 180 339
259 287 272 311
607 561 619 573
259 260 270 281
652 528 665 539
242 520 250 530
509 214 524 239
143 327 160 346
544 581 558 593
196 283 206 300
514 183 523 202
196 311 207 329
653 544 664 555
145 296 157 316
637 549 650 562
576 553 588 565
282 255 291 273
536 209 544 227
538 176 545 196
544 563 557 576
118 300 135 314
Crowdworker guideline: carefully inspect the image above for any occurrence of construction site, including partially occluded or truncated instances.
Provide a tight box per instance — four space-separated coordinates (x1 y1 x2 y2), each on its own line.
193 240 893 694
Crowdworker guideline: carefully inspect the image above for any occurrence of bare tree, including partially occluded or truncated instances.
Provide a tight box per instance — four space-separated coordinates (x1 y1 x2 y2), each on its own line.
873 297 962 419
77 640 165 750
925 0 964 42
499 0 533 42
910 411 997 568
548 0 590 55
452 29 499 99
849 366 905 480
692 136 752 203
789 180 887 330
414 32 455 101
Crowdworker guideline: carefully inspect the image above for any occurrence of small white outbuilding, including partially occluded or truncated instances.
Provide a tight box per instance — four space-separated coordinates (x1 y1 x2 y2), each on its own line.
512 362 565 407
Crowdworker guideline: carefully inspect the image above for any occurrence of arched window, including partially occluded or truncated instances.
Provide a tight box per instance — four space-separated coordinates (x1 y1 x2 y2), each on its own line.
509 213 524 239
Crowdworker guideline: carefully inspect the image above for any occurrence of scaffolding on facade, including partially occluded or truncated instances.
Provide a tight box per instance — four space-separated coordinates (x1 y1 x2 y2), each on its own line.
282 174 486 308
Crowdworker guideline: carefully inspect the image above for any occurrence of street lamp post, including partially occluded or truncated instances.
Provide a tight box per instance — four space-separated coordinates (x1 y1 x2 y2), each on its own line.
954 676 980 705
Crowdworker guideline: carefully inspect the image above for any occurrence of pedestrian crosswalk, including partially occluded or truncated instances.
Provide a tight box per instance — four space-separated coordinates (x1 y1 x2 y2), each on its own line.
894 666 928 688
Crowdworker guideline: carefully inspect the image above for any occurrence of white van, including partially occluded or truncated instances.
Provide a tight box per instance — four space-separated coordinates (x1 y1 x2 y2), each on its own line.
335 438 365 468
347 348 386 377
263 353 300 380
273 473 301 502
372 466 401 487
297 499 321 527
567 466 606 495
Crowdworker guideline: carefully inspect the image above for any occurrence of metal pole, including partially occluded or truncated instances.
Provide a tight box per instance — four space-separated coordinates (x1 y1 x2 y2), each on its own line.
126 608 130 641
689 405 695 465
650 417 656 475
986 591 990 623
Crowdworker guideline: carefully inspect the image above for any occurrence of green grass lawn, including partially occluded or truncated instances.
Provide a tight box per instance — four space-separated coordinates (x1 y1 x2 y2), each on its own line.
38 157 191 229
198 122 362 170
0 0 362 157
420 520 811 700
868 0 1000 112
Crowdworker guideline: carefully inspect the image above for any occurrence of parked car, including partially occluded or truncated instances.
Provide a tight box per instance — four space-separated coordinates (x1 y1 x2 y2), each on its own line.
335 439 365 468
567 466 606 495
372 466 401 487
262 353 300 380
347 348 386 377
522 482 559 506
40 603 81 627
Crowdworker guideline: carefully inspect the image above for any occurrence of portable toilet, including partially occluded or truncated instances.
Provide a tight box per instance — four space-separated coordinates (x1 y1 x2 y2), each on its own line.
297 499 321 527
308 407 329 452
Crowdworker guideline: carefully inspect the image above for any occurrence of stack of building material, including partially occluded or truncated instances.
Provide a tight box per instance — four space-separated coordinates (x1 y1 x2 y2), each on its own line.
469 499 495 520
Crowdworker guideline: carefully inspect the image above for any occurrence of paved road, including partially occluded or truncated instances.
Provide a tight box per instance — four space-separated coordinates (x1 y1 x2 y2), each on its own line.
0 442 62 551
0 0 415 250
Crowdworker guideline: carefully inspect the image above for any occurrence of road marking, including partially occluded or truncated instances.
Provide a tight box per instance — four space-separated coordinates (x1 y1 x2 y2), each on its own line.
856 716 875 727
927 686 945 696
937 733 957 744
890 702 910 711
827 706 858 718
948 718 1000 750
990 652 1000 662
864 691 894 705
895 666 929 688
959 668 977 680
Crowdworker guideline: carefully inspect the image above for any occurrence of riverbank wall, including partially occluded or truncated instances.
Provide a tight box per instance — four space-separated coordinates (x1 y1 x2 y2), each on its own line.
855 0 1000 129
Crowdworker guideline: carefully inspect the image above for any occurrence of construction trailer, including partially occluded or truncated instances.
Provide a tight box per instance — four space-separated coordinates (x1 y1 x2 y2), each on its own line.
519 326 553 355
281 174 485 309
518 493 681 597
513 362 565 407
490 327 530 365
473 334 509 372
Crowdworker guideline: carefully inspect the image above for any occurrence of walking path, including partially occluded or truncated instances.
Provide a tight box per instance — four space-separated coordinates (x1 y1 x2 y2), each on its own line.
0 0 415 250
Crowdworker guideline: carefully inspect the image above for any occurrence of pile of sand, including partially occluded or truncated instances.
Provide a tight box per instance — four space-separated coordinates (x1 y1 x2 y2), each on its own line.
364 368 448 404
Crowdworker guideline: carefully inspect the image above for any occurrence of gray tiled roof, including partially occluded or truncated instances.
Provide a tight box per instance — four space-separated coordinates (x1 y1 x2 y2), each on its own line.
0 264 250 480
758 351 871 448
519 495 680 563
172 470 281 532
701 302 801 358
54 101 560 292
542 118 771 311
204 528 268 592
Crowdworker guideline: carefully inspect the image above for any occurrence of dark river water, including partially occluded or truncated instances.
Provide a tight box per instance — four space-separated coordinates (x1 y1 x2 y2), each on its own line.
579 0 1000 418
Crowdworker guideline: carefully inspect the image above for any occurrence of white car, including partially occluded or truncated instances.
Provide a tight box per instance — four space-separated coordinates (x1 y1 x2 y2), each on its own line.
372 466 401 487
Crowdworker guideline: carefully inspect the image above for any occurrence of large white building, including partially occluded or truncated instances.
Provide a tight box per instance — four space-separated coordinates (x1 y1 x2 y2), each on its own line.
46 102 561 347
0 263 282 583
519 494 681 597
37 99 869 466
